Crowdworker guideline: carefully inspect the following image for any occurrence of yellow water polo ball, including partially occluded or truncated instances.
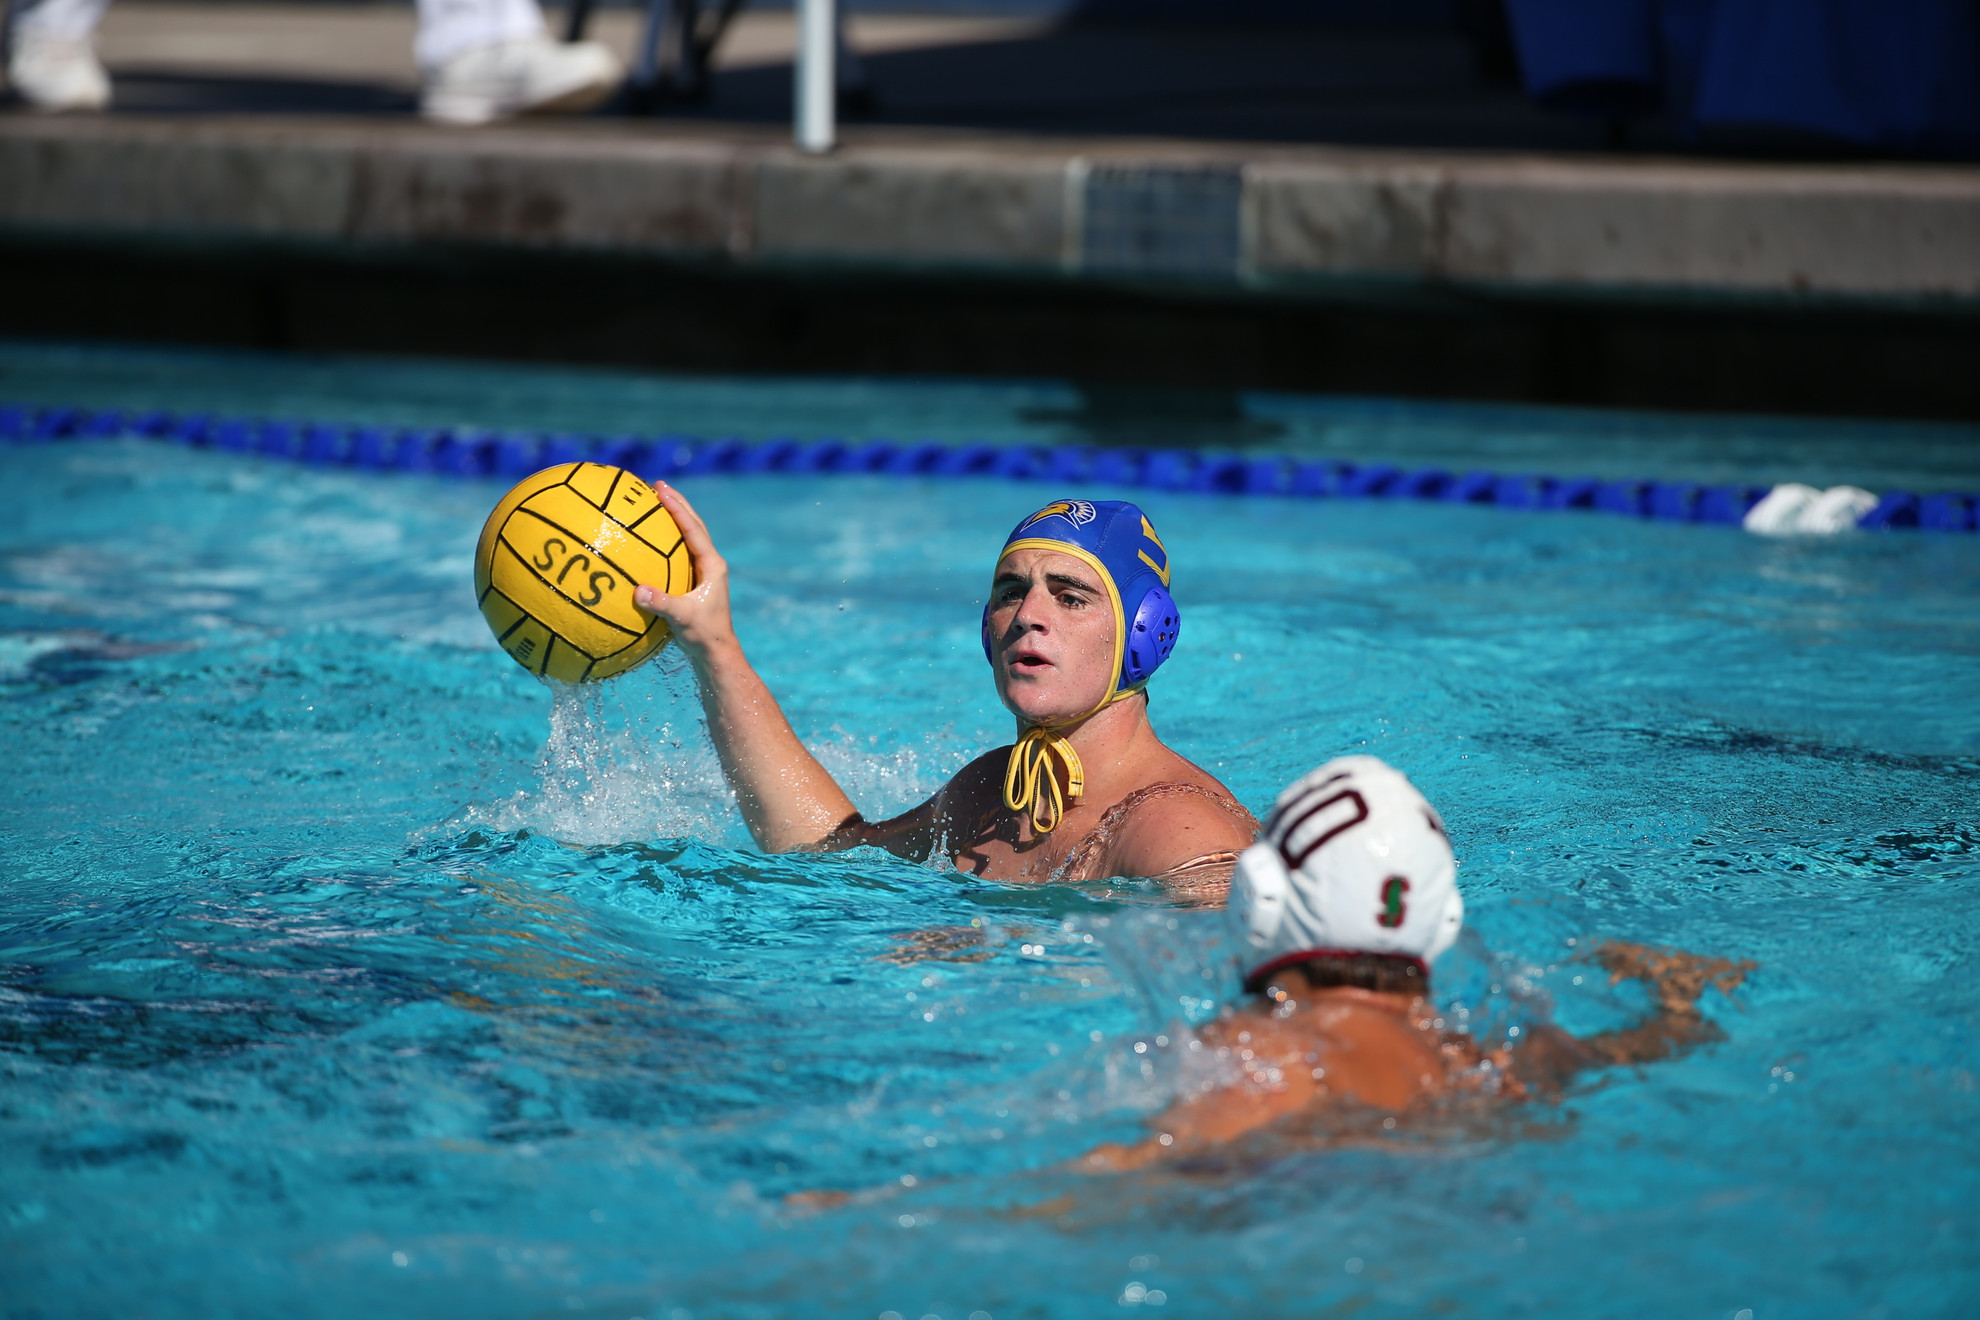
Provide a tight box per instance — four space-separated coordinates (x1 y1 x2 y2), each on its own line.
473 462 696 683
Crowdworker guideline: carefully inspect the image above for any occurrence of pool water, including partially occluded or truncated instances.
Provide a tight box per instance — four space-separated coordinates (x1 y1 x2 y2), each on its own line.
2 343 1978 1320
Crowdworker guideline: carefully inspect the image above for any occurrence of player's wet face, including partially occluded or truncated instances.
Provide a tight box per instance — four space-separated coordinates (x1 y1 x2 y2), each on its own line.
986 547 1117 724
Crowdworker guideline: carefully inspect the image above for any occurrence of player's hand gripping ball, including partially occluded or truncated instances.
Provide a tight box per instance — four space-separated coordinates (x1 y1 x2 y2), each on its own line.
474 463 696 682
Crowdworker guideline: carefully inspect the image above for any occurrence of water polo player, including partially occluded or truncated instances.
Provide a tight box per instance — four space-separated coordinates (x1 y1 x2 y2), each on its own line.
1082 755 1755 1170
632 488 1256 889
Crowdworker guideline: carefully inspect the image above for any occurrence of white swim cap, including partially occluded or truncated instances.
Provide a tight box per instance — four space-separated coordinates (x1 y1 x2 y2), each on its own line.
1229 755 1463 992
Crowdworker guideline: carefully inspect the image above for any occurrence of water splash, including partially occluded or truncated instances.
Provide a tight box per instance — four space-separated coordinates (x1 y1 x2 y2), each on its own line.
810 725 983 827
1089 908 1235 1035
446 650 741 847
436 651 987 850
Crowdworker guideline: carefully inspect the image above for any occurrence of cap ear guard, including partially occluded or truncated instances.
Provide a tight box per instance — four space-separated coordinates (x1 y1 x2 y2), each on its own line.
1424 884 1465 964
1230 842 1291 949
1122 585 1179 689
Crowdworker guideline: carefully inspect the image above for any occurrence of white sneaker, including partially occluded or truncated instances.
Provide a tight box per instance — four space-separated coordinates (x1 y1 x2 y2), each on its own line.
6 32 111 113
421 37 621 126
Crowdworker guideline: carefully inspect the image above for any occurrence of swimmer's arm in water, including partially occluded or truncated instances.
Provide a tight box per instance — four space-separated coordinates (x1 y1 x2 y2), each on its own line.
1081 943 1755 1172
1079 1019 1320 1172
634 482 861 851
1081 1085 1307 1173
1509 941 1757 1094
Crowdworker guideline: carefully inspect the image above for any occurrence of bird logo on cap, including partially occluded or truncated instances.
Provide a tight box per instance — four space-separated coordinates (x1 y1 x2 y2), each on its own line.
1018 500 1097 531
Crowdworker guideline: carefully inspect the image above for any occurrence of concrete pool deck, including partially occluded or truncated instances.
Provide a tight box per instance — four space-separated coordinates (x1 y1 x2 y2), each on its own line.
4 112 1978 302
3 5 1978 417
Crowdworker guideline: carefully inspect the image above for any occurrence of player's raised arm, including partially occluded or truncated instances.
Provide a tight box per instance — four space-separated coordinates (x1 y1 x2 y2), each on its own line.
633 481 860 852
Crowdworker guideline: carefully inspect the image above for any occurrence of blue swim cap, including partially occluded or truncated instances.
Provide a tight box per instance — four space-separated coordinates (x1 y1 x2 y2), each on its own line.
982 498 1181 710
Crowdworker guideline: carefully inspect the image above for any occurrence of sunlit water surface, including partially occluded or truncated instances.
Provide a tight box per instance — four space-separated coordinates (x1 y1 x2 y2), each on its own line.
2 344 1978 1320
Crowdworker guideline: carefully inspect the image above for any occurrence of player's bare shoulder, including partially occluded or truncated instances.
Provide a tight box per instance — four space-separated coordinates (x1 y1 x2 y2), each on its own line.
1108 786 1256 880
1096 750 1256 880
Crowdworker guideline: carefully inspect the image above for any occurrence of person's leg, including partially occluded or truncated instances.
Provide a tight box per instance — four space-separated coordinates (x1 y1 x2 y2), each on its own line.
416 0 622 124
6 0 113 111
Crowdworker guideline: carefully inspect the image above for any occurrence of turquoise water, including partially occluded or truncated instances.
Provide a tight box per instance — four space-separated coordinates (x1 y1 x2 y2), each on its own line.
3 342 1978 1320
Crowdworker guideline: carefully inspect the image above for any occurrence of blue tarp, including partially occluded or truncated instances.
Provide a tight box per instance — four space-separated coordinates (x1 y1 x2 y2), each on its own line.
1504 0 1980 155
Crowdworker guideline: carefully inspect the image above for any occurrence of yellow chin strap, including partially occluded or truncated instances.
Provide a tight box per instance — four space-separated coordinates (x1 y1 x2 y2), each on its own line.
1003 725 1086 836
1001 687 1147 835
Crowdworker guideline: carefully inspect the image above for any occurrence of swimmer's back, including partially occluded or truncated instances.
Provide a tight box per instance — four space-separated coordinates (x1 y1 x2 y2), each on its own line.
1204 994 1449 1113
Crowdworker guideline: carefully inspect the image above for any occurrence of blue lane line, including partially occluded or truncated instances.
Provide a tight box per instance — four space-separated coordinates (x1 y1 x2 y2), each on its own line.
1 401 1975 534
